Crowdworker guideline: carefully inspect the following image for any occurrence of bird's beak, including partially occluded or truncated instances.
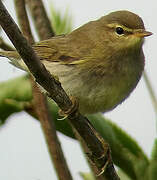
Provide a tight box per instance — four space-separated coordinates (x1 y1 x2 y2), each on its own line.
134 29 153 37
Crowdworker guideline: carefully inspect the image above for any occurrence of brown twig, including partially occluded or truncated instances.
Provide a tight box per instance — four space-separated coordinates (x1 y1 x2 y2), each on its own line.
0 2 120 180
31 82 73 180
14 1 73 180
26 0 54 40
14 0 34 44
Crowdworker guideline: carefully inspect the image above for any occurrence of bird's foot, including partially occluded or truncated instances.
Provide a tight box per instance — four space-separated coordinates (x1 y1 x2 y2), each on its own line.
58 96 79 120
96 139 110 176
86 133 110 176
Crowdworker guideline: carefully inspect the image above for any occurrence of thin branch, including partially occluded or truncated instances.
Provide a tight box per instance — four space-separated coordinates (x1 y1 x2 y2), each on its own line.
0 2 120 180
143 71 157 116
14 0 34 44
143 71 157 135
14 1 73 180
26 0 54 40
31 81 73 180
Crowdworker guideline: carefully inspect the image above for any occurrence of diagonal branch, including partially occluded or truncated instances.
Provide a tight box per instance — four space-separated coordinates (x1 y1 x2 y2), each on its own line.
0 2 120 180
14 0 73 180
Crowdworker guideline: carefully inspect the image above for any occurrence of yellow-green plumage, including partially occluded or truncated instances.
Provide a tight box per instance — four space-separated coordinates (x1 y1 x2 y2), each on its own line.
0 10 152 114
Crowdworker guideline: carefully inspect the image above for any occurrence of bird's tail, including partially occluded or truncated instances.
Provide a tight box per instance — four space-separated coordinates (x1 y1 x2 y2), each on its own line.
0 50 27 71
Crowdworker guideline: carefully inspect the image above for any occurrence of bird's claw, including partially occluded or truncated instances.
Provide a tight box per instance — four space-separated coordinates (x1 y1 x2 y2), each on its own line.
96 159 109 176
58 96 79 120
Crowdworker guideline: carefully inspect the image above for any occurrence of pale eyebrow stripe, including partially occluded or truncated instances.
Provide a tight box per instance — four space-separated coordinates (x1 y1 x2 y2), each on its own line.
106 23 133 33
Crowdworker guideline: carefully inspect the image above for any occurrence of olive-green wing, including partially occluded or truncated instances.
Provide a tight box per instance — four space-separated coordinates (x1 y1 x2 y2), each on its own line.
33 30 95 65
33 35 80 64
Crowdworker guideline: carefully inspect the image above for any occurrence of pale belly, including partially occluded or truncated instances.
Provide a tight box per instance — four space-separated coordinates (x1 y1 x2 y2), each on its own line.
44 61 142 115
59 69 141 114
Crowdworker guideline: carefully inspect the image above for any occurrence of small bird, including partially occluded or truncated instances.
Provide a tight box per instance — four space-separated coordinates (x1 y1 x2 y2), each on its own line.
0 10 152 114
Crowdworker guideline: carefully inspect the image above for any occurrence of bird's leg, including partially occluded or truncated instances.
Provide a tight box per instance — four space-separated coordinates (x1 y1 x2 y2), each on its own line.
87 140 110 176
58 96 79 120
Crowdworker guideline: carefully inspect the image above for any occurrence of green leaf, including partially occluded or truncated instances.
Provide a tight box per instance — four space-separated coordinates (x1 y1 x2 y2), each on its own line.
148 139 157 180
117 169 131 180
108 119 148 160
151 138 157 160
0 75 32 123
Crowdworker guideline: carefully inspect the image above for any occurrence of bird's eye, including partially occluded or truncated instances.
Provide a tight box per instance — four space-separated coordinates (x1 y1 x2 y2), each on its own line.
115 27 124 35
